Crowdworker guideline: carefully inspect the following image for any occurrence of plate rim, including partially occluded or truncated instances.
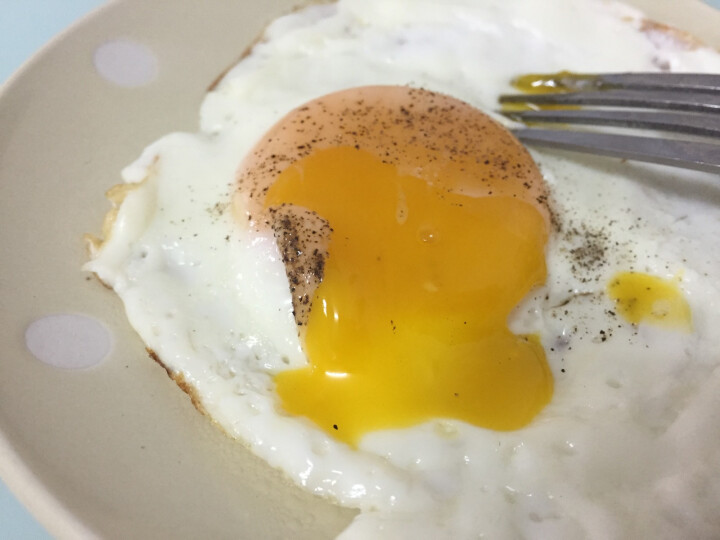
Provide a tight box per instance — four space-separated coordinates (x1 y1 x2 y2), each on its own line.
1 0 719 537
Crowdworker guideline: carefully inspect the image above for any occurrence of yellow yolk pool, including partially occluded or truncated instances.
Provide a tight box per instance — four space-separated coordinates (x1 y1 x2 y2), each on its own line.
608 272 693 331
237 86 553 445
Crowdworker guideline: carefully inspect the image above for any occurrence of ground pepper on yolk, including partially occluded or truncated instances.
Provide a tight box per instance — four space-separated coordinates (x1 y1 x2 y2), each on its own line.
236 86 554 446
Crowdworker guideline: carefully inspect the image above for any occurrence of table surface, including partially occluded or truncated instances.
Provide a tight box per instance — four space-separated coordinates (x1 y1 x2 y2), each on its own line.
2 0 719 538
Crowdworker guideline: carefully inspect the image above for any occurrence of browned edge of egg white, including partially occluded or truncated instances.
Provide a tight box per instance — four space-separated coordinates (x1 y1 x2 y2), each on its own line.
639 19 703 51
146 348 210 416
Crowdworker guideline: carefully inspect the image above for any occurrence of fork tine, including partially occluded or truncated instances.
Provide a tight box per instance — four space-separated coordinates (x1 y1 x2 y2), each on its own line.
499 89 720 113
588 73 720 93
516 72 720 93
502 109 720 138
502 73 720 171
512 129 720 174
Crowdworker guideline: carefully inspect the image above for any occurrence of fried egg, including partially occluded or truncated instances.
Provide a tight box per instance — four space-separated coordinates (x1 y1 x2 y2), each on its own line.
84 0 720 537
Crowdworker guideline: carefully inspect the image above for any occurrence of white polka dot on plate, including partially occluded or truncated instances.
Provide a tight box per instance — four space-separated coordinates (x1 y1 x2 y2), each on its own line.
93 38 158 87
25 314 112 369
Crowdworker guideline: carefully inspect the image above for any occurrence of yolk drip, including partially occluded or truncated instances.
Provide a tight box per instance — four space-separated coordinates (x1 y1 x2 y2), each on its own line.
607 272 692 331
511 71 597 94
237 86 554 446
502 71 590 113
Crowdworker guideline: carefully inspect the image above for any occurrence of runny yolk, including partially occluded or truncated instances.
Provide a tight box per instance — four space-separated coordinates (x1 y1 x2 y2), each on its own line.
239 86 554 446
607 272 692 331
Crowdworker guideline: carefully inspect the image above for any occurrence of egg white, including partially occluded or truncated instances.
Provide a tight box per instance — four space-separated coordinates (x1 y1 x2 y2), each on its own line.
85 0 720 537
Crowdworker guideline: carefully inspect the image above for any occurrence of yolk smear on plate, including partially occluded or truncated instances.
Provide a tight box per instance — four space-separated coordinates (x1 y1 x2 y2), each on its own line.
607 272 692 331
240 86 554 446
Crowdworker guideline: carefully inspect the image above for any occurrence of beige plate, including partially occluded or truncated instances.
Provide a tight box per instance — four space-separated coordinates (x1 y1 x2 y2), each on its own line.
0 0 718 538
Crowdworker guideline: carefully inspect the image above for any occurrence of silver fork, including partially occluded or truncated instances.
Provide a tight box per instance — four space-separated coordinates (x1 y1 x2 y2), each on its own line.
498 73 720 174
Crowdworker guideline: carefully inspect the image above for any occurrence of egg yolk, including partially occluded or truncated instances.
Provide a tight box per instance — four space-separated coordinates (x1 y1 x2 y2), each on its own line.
607 272 692 331
237 86 553 446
